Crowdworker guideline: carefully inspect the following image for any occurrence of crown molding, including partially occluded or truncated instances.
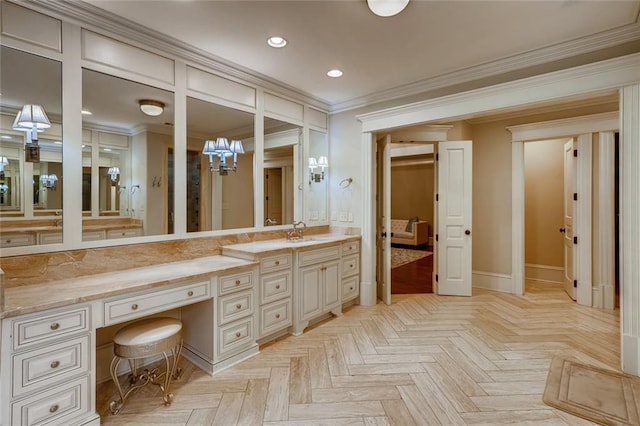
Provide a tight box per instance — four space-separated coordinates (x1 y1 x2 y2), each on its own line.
20 0 330 112
332 21 640 114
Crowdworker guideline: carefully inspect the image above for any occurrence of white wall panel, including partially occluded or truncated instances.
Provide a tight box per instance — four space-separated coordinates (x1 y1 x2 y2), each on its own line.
265 93 304 123
306 108 327 129
1 2 61 53
81 30 174 86
97 132 128 148
187 66 256 109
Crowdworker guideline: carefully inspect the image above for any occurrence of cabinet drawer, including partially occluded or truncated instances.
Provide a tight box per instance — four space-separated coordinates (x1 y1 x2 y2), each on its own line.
106 227 142 239
82 230 105 242
38 231 63 245
218 290 254 326
260 270 292 304
217 317 254 359
260 253 291 274
13 307 90 351
11 375 90 426
259 299 292 337
218 270 253 295
342 240 360 255
298 245 340 267
342 275 359 301
342 254 360 278
13 335 90 398
104 281 210 326
1 232 35 248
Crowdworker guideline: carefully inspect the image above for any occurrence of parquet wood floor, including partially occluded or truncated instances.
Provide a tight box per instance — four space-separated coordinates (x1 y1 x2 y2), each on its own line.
98 281 619 425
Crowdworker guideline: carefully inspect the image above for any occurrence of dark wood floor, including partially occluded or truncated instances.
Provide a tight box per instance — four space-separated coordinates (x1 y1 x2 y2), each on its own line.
391 245 433 294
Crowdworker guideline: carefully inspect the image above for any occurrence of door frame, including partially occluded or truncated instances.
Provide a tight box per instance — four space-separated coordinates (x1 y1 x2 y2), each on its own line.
507 112 618 307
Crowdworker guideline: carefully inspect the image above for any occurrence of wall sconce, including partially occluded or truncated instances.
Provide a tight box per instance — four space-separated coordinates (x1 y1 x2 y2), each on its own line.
203 137 244 175
309 156 328 183
107 167 120 186
40 174 58 189
0 156 8 179
13 104 51 163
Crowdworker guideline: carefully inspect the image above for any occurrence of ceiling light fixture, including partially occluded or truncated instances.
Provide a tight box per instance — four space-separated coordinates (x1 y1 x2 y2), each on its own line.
367 0 409 17
267 36 287 48
139 99 165 116
327 69 343 78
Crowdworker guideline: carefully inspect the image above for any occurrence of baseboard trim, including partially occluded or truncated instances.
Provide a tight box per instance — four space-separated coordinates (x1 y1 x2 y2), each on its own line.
472 271 513 294
525 263 564 284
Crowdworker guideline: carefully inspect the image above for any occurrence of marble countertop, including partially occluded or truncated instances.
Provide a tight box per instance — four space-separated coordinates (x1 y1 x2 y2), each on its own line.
222 234 360 259
0 255 257 319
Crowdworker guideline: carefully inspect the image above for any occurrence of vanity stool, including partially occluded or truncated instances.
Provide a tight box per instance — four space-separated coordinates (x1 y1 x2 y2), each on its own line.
108 317 184 414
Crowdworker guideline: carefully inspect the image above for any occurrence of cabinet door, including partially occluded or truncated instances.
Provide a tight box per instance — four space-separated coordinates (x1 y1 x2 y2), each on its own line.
299 266 323 321
323 259 341 310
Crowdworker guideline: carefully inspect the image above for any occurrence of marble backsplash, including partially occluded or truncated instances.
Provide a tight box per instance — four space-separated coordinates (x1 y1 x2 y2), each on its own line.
0 225 334 288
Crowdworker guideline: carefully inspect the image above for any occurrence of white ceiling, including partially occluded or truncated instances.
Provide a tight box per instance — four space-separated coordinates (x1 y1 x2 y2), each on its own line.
84 0 640 110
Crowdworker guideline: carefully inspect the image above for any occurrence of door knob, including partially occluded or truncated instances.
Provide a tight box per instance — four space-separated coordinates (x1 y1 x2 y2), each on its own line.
465 230 471 236
559 228 566 233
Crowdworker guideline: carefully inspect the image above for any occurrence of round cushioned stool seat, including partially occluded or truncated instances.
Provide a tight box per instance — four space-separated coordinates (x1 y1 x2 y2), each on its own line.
114 317 182 359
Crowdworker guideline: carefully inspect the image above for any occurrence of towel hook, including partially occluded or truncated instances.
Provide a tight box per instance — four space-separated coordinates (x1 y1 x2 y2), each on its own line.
339 178 353 189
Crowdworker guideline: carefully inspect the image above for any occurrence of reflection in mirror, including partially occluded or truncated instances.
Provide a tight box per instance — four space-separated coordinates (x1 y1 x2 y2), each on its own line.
82 145 91 214
82 68 173 238
263 118 300 226
308 129 328 223
0 45 63 246
186 97 254 232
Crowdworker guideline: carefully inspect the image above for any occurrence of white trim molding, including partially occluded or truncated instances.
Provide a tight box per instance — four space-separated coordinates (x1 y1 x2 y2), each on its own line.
576 133 593 307
472 271 513 294
595 131 616 310
360 131 376 306
506 112 619 142
620 84 640 375
524 264 564 284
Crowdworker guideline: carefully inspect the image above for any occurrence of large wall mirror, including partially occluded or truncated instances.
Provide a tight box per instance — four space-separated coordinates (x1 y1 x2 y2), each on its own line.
0 45 63 247
263 117 301 226
82 68 174 239
307 129 328 223
186 97 255 232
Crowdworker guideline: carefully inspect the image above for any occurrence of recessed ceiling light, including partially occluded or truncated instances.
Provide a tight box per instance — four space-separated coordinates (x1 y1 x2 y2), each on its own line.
81 109 92 115
327 69 343 78
139 100 165 116
267 36 287 48
103 148 112 152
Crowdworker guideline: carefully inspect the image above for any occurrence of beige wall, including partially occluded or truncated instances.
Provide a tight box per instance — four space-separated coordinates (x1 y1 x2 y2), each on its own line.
222 153 254 229
524 139 565 267
391 161 434 235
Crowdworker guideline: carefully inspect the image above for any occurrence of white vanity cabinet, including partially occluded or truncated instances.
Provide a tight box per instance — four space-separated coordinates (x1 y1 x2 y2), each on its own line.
180 267 260 374
1 305 96 426
294 244 342 335
341 240 361 302
258 253 293 339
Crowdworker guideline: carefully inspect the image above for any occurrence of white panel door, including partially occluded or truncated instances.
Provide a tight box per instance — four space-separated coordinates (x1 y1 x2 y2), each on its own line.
437 141 473 296
563 139 577 300
375 135 392 305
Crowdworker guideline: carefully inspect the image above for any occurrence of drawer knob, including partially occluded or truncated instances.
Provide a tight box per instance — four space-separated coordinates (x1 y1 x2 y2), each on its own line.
6 239 11 243
121 232 126 236
235 332 242 338
350 264 354 268
50 322 60 330
131 303 139 310
50 360 60 369
275 284 281 289
236 304 242 310
49 404 59 413
235 279 241 286
188 290 194 297
275 260 280 265
275 314 281 319
350 287 354 291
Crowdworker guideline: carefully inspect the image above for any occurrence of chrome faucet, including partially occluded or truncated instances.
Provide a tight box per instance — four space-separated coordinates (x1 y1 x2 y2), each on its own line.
286 221 306 240
265 218 277 226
